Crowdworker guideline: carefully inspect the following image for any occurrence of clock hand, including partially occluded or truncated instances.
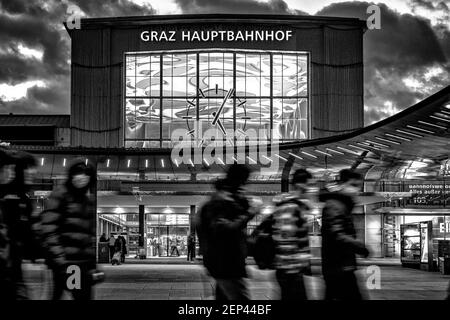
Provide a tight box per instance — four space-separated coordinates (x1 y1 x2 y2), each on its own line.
211 112 227 136
216 118 227 136
212 88 234 126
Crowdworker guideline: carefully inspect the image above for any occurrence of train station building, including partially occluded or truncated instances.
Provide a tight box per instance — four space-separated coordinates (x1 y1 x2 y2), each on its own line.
0 15 449 265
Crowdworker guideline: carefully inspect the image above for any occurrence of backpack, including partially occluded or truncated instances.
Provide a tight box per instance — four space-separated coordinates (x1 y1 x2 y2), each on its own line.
248 215 276 270
250 197 311 272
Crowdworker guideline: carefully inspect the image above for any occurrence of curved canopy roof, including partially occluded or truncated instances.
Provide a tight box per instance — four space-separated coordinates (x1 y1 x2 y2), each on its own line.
11 85 450 183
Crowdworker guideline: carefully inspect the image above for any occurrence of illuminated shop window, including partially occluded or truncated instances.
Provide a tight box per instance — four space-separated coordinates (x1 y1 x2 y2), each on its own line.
125 49 309 148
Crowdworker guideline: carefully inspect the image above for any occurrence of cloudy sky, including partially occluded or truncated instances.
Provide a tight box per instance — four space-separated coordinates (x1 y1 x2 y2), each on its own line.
0 0 448 125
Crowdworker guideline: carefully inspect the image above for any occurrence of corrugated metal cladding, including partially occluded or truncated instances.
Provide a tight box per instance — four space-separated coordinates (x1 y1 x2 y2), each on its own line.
0 115 70 127
69 15 364 147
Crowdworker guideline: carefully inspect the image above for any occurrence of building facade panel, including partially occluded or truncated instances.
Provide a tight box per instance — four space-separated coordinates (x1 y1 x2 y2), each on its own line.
70 16 364 147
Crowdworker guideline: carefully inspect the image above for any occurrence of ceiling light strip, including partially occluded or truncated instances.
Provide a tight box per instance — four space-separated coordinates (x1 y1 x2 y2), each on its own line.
315 149 333 157
430 115 450 123
326 148 345 155
349 144 371 152
336 146 361 155
375 136 400 145
418 120 446 129
246 156 257 164
395 129 423 138
385 133 411 142
406 125 435 134
365 139 389 148
288 152 304 160
274 153 288 162
356 142 381 150
301 151 318 159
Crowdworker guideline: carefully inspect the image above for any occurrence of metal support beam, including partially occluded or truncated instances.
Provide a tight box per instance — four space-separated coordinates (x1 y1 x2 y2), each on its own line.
281 148 300 192
351 150 369 171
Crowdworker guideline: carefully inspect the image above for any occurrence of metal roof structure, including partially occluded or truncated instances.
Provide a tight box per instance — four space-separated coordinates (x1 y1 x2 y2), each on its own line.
7 85 450 186
278 84 450 182
65 14 366 32
0 115 70 127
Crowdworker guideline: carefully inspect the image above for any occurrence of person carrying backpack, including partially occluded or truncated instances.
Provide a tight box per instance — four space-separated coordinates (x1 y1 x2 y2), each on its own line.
196 164 259 300
266 168 314 300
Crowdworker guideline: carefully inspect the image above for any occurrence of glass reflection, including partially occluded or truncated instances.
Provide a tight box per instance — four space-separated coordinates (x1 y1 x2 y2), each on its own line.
125 50 308 146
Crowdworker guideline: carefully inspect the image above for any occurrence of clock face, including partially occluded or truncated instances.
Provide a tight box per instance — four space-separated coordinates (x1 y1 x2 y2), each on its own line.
184 86 248 143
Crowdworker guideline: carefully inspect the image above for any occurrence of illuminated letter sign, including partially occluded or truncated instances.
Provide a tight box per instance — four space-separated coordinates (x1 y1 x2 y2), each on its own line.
440 222 450 233
140 29 293 42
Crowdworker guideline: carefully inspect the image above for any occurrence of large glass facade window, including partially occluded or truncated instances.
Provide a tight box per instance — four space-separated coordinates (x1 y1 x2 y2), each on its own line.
125 49 309 148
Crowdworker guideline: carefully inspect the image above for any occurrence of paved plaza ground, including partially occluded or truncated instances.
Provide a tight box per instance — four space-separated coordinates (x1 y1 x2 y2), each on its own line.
22 260 450 300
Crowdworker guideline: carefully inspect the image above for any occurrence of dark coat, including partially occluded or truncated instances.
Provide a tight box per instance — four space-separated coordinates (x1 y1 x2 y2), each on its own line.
320 192 368 276
187 235 195 247
40 185 96 269
0 149 38 299
196 190 251 279
0 194 34 261
0 192 38 297
115 236 127 254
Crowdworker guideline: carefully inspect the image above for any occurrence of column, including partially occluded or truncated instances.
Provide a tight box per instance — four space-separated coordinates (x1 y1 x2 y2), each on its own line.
189 205 196 236
90 159 98 262
139 205 146 247
281 148 299 192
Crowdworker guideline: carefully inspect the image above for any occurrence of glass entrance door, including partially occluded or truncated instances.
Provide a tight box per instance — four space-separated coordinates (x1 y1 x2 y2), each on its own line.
146 214 190 257
155 226 189 257
168 226 188 257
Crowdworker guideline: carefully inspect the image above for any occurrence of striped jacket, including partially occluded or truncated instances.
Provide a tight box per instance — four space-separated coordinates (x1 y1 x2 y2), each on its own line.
271 193 311 274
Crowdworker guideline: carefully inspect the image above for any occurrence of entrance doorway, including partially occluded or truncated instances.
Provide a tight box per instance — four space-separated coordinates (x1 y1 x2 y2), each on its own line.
146 213 190 257
148 225 189 257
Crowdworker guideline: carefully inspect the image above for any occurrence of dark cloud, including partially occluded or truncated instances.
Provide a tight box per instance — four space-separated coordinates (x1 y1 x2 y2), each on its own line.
409 0 450 59
0 0 155 114
174 0 307 15
410 0 449 12
71 0 155 17
1 0 448 125
317 2 450 124
0 76 70 114
27 77 70 109
0 12 69 79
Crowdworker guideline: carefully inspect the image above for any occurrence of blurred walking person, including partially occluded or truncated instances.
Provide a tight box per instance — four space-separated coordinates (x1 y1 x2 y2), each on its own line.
99 233 107 242
187 233 195 261
196 164 259 300
117 235 127 263
40 159 97 300
270 168 314 300
0 149 37 300
320 169 369 300
108 233 116 261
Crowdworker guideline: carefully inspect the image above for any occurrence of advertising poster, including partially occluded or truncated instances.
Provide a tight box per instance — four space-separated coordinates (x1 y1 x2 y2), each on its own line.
420 223 429 264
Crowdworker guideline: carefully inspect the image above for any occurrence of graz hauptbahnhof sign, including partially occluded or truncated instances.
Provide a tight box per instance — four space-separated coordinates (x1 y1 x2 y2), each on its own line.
140 30 294 42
